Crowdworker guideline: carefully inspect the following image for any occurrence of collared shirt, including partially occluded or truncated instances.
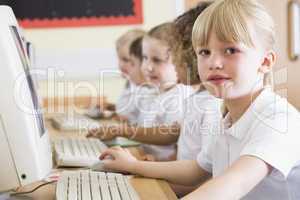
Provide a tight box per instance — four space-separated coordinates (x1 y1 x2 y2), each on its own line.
138 84 195 160
177 90 222 160
137 84 195 127
116 82 157 125
197 88 300 199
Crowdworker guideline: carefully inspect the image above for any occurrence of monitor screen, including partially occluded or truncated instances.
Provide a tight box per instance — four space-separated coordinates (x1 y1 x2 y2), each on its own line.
25 41 35 67
26 42 31 60
9 25 45 137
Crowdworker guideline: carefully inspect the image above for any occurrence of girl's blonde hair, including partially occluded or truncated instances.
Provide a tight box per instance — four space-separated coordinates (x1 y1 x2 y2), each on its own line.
192 0 275 50
145 22 182 66
192 0 276 115
116 29 145 51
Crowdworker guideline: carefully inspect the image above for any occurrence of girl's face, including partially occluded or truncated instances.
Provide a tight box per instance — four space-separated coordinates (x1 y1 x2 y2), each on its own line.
142 37 178 87
127 55 145 85
117 45 132 78
196 31 273 99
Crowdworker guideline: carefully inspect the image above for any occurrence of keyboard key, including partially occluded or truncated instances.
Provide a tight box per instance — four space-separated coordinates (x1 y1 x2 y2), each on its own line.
56 170 140 200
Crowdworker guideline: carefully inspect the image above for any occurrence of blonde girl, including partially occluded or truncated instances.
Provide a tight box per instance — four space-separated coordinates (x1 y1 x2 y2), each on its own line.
115 29 145 79
114 29 149 123
86 29 145 120
98 0 300 199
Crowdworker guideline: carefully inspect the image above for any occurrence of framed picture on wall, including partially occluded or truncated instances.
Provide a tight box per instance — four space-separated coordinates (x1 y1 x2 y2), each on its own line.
0 0 143 28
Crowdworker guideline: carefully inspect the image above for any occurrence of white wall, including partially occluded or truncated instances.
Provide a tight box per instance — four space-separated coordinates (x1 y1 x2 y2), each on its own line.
261 0 300 109
25 0 183 102
23 0 180 80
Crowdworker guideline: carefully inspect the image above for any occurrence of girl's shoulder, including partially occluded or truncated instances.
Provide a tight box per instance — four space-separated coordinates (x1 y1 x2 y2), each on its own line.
239 89 300 138
126 84 159 97
185 90 222 110
137 84 159 94
254 89 299 120
161 83 195 98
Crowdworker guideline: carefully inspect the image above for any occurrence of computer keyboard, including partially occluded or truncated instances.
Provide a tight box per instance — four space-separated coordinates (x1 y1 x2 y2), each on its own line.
53 137 108 167
51 114 100 131
56 170 140 200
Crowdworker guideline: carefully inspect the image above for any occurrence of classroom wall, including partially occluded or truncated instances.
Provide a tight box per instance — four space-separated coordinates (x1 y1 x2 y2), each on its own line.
23 0 180 79
261 0 300 110
24 1 179 49
26 0 181 103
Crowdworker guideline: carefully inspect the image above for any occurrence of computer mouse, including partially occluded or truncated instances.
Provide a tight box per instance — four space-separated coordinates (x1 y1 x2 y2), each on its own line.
102 110 115 118
90 160 116 172
90 161 105 171
85 106 102 119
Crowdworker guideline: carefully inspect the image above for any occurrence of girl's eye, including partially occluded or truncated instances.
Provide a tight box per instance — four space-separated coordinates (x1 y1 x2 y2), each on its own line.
122 57 130 63
152 57 163 64
198 49 210 56
225 48 239 55
142 55 148 61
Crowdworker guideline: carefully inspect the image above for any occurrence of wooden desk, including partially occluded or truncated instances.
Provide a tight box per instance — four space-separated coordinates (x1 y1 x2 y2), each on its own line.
12 117 178 200
43 96 106 113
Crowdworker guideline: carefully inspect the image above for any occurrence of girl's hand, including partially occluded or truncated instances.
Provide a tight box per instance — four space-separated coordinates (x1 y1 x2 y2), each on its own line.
141 154 156 161
100 146 138 173
86 125 121 140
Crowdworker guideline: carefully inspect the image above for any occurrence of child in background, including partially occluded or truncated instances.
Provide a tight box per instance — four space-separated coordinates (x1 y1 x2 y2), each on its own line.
98 0 300 199
115 36 158 125
88 4 221 163
115 29 145 79
89 22 195 161
128 37 146 86
86 29 145 120
114 29 147 123
137 22 195 160
173 1 222 161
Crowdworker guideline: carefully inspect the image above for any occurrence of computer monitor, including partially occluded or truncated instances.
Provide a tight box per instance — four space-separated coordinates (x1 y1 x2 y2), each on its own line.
0 6 52 192
26 41 36 68
25 40 41 90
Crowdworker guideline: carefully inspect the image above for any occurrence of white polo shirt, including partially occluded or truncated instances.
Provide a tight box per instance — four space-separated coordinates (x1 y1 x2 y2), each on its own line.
116 83 157 125
138 84 195 160
177 90 222 160
197 88 300 199
137 84 195 126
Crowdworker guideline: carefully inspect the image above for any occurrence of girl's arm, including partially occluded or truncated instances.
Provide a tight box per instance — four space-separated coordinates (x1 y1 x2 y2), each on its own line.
170 184 202 198
100 147 211 186
87 123 180 145
182 155 272 200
